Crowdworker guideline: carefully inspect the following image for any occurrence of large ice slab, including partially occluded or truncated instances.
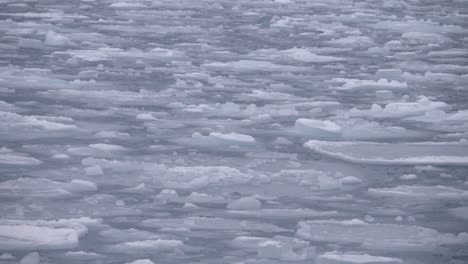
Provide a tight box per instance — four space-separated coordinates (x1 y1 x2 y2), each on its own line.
0 218 100 250
297 219 468 252
304 140 468 166
317 252 402 264
0 177 97 199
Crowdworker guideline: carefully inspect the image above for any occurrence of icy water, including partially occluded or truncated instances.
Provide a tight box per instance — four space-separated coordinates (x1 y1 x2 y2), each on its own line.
1 0 468 264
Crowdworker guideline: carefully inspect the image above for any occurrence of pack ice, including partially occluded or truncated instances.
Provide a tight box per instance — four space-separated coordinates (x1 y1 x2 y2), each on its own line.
1 0 467 263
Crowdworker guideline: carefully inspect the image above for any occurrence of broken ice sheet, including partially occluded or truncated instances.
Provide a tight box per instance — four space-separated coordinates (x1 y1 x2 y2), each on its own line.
1 0 468 263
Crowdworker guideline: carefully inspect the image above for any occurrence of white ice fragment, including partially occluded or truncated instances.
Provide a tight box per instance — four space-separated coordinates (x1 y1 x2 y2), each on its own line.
257 241 282 259
89 143 129 152
44 31 75 46
63 251 103 260
125 260 155 264
0 154 41 166
317 251 402 264
209 132 256 144
295 118 341 138
375 90 393 100
108 239 184 253
136 113 156 120
399 174 417 180
297 219 468 252
85 165 104 176
349 96 449 119
68 180 98 192
278 48 344 63
304 140 468 166
368 185 468 201
78 70 98 79
227 197 261 210
52 153 70 159
375 69 403 81
0 218 99 250
340 176 362 185
0 178 96 199
20 252 40 264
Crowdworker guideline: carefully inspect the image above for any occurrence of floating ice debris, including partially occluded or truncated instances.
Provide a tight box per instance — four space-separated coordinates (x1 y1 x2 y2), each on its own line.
304 141 468 166
317 251 402 264
0 218 101 250
227 197 262 210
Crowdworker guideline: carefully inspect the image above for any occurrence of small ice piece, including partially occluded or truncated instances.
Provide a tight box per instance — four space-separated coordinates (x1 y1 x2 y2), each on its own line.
376 90 393 100
0 154 41 166
63 251 103 260
52 153 70 159
136 113 156 120
295 118 342 138
273 137 293 145
154 189 179 202
88 143 128 152
44 31 75 46
304 140 468 166
375 69 403 81
297 219 468 252
227 197 261 210
0 218 99 250
108 239 184 254
0 178 96 199
399 174 417 180
209 132 256 144
85 165 104 176
78 70 98 79
317 251 402 264
340 176 362 185
257 241 283 259
368 185 468 201
125 260 155 264
68 180 98 192
20 252 40 264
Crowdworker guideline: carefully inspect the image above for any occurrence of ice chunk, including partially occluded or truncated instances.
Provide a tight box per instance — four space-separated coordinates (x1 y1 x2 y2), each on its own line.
108 239 183 254
141 217 286 232
304 140 468 166
339 176 362 185
226 208 338 219
368 185 468 201
348 96 449 118
0 153 41 166
0 218 99 250
227 197 262 210
375 69 403 81
85 165 104 176
330 78 407 91
202 60 305 72
63 251 104 260
20 252 40 264
297 219 468 252
399 174 417 180
295 118 342 138
317 252 402 264
159 166 253 190
209 132 256 144
277 48 344 63
0 178 97 199
44 31 75 46
125 260 155 264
